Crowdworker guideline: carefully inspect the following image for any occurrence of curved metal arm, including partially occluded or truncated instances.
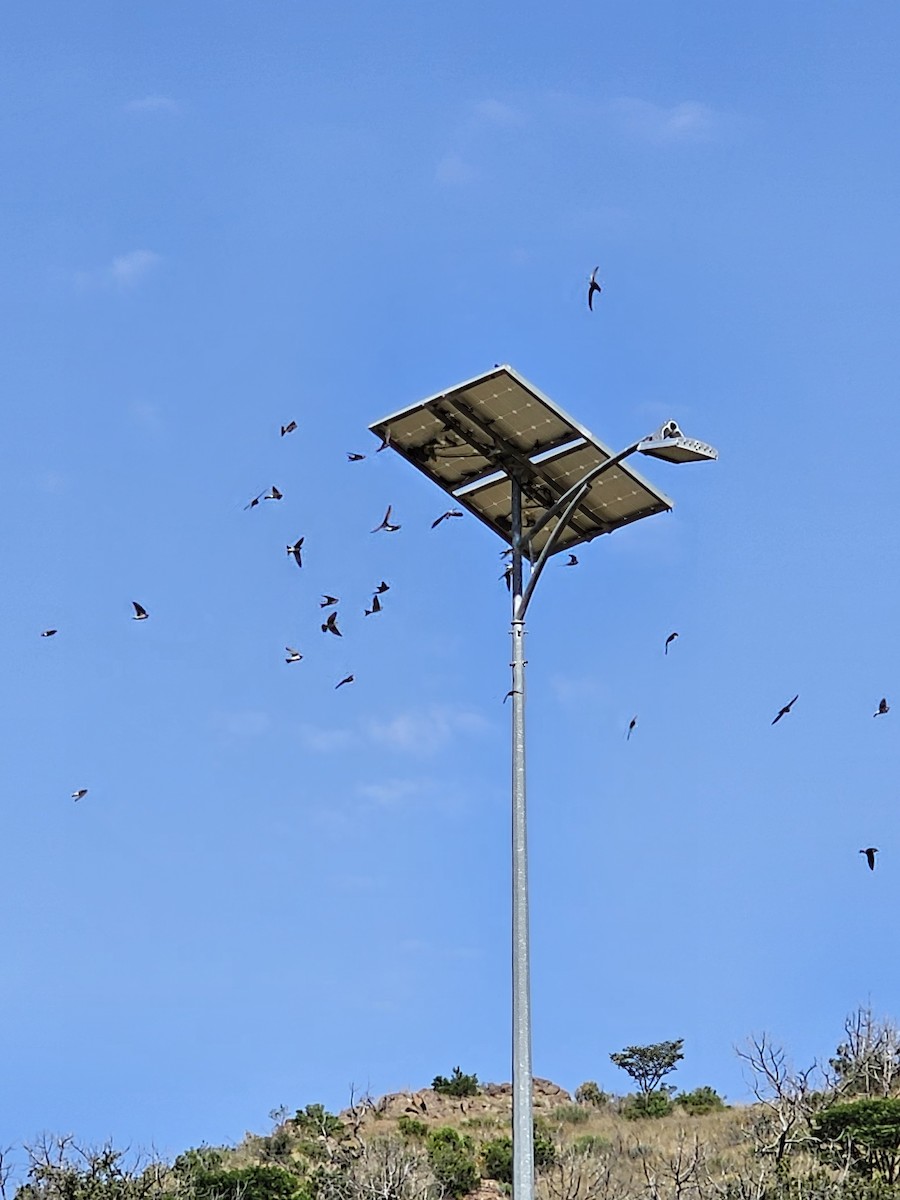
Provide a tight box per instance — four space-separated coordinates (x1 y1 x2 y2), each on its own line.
515 440 643 621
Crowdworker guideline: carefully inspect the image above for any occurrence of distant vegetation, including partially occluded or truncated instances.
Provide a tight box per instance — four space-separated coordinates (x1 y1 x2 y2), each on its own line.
11 1008 900 1200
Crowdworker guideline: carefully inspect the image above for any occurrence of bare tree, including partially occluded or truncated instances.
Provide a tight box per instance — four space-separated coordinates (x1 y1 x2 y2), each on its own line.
736 1034 819 1165
319 1137 432 1200
639 1131 707 1200
828 1006 900 1099
538 1137 628 1200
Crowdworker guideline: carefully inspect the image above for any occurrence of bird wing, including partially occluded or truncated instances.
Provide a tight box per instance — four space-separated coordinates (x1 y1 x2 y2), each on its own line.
132 602 147 617
787 694 799 709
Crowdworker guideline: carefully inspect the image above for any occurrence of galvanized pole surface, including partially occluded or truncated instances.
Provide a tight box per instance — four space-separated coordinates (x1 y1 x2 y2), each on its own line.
509 476 534 1200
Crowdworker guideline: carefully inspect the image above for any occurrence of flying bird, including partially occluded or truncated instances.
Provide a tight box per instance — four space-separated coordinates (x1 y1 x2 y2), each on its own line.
772 694 799 725
335 674 355 689
375 581 390 594
375 431 391 453
41 629 57 637
874 697 890 717
286 538 304 568
280 421 297 437
431 510 464 529
503 689 522 704
565 553 578 567
665 632 679 655
132 601 149 621
588 266 602 311
372 505 400 533
321 611 342 637
265 486 283 501
285 648 303 663
71 789 88 801
320 595 339 608
627 716 637 741
244 491 264 510
347 452 366 462
860 847 878 871
364 594 382 616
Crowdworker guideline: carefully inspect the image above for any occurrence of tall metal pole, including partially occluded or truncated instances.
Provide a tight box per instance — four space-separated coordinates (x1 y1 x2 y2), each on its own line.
509 475 534 1200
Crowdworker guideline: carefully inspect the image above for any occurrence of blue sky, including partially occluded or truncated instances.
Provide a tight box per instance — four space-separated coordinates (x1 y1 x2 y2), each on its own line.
3 0 900 1162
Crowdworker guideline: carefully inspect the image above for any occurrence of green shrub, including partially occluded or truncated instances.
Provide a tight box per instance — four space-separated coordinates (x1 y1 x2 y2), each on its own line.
397 1115 428 1140
573 1135 611 1155
432 1067 479 1098
189 1165 307 1200
292 1104 345 1140
813 1098 900 1182
551 1104 589 1125
676 1087 726 1115
574 1082 610 1109
426 1127 479 1198
481 1138 513 1184
621 1090 674 1120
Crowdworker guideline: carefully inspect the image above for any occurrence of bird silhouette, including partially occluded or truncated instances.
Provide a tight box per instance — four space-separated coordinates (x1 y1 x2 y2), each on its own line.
347 452 366 462
244 490 264 510
265 486 283 501
565 553 578 567
375 431 391 452
286 538 304 568
375 581 390 594
431 510 464 528
320 595 339 608
335 674 355 689
588 266 602 311
280 421 297 437
665 632 679 655
500 565 513 591
772 695 799 725
132 601 149 621
71 789 88 801
364 594 382 617
41 629 57 637
503 689 522 704
285 648 303 663
627 716 637 740
372 505 400 533
860 847 878 871
874 698 890 717
321 611 342 637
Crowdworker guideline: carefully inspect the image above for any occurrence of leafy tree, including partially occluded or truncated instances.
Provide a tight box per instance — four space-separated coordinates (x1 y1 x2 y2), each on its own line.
610 1039 684 1096
676 1086 726 1115
292 1105 345 1140
189 1164 308 1200
814 1098 900 1182
574 1082 609 1109
425 1128 479 1198
431 1067 479 1098
479 1126 554 1185
396 1116 428 1141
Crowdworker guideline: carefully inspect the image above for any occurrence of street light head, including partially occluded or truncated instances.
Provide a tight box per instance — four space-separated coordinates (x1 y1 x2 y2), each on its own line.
639 421 718 464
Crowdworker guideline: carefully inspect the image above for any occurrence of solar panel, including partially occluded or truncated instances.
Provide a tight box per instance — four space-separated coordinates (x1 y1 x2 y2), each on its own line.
369 365 673 558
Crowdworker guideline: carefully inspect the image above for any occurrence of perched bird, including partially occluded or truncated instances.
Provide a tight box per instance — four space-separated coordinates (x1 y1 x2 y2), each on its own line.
375 581 390 594
627 716 637 741
503 689 522 704
286 538 304 568
41 629 57 637
320 595 339 608
280 421 298 437
335 674 355 689
500 565 513 591
860 847 878 871
665 632 679 655
244 491 265 510
132 601 149 621
372 505 401 533
364 594 382 616
347 452 366 462
874 697 890 717
588 266 602 311
265 486 283 501
285 648 303 663
71 789 88 801
565 553 578 567
772 694 799 725
431 510 464 529
375 431 391 453
321 611 342 637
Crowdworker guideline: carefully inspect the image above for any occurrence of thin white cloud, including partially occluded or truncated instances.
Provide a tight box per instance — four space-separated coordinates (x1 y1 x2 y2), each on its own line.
299 723 354 753
435 152 476 186
210 709 270 737
125 95 179 114
366 705 488 756
607 98 719 143
474 98 521 127
356 778 433 806
110 250 162 288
